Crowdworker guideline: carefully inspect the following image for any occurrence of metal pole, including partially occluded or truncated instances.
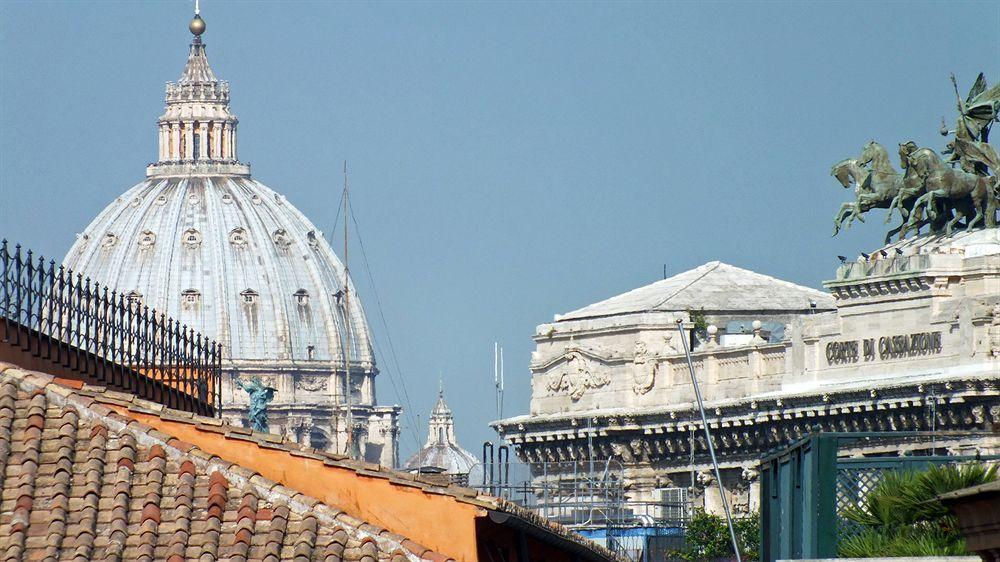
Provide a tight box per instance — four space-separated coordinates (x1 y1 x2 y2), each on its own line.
676 319 742 562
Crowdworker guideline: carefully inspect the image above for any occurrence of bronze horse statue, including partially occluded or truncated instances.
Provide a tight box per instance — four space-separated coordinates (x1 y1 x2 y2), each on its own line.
905 146 996 234
832 141 936 242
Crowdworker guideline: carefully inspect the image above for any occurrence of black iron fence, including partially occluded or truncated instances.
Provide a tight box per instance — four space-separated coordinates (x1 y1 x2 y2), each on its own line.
1 240 221 416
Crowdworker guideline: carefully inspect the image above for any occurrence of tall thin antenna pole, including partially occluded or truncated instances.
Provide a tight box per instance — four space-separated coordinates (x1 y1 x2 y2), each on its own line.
343 160 356 459
499 345 504 418
676 318 742 562
494 342 500 419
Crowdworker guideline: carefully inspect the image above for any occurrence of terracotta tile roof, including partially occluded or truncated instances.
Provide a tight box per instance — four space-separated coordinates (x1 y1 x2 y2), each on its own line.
0 362 622 562
0 363 445 562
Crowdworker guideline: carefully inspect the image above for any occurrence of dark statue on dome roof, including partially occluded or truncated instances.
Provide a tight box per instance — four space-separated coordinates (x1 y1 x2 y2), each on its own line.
832 73 999 243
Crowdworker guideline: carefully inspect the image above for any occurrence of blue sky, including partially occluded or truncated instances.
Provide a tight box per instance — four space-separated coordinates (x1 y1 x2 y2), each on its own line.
1 1 998 461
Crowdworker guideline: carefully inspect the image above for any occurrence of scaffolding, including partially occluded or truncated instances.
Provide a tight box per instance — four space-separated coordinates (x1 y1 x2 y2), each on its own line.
473 445 688 561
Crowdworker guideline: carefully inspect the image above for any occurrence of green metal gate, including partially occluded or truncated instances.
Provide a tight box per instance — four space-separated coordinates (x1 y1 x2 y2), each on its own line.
759 430 997 562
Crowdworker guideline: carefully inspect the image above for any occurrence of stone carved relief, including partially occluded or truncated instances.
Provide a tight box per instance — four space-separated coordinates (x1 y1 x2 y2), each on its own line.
696 470 714 486
989 304 1000 357
296 375 328 392
234 373 275 388
546 352 610 401
632 340 659 395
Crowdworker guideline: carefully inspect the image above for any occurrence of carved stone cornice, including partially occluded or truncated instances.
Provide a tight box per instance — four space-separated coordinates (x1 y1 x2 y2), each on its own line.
498 377 998 454
507 396 996 468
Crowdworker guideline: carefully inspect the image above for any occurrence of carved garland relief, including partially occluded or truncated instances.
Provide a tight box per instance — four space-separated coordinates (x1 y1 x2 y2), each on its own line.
296 375 328 392
546 352 610 401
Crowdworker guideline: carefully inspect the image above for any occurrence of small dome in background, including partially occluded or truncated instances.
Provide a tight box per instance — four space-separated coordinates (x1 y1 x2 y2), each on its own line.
404 390 480 485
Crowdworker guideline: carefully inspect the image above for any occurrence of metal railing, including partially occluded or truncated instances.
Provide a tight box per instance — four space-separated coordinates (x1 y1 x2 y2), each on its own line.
1 240 221 416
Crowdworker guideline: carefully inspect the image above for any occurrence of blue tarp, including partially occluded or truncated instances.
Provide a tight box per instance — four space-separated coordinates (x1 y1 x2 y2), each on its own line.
577 527 685 539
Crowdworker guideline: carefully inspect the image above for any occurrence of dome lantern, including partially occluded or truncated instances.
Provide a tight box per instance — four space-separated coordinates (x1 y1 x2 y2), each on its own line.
149 6 248 179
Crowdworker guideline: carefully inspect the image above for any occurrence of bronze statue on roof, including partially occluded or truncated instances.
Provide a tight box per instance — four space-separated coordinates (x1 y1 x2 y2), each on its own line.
832 73 999 242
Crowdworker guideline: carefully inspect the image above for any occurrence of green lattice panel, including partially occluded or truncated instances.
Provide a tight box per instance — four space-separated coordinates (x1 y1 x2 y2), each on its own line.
836 467 886 543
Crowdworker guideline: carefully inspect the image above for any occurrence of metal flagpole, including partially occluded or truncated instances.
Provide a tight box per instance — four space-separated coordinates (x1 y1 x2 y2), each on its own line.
676 318 742 562
343 161 356 459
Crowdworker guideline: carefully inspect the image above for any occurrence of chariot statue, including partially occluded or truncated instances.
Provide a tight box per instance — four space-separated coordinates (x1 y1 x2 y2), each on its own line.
831 73 999 242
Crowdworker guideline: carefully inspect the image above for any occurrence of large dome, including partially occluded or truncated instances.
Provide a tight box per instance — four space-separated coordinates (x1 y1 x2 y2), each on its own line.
59 11 399 465
62 175 373 367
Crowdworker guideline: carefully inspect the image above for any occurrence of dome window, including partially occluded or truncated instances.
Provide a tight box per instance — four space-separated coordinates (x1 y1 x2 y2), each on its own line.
294 289 310 306
130 197 142 208
154 194 168 206
221 192 234 204
306 230 320 248
182 288 201 307
241 289 259 305
187 193 200 206
272 229 292 249
101 232 118 249
137 230 157 249
125 291 143 307
251 194 263 205
229 227 248 248
182 228 202 249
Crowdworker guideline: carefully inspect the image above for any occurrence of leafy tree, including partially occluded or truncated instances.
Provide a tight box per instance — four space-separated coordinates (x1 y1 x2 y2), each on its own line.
670 510 759 561
839 463 997 557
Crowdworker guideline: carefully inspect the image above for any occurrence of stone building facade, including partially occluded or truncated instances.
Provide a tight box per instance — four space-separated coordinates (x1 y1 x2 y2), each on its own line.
61 15 399 465
495 233 1000 520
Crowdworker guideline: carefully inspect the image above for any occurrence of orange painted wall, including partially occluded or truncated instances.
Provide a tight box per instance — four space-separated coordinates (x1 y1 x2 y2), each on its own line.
120 409 485 562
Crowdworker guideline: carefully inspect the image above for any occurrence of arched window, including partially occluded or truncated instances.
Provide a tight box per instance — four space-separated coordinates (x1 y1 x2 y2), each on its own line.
229 227 248 247
207 122 214 159
240 289 259 305
125 291 143 307
182 228 202 249
310 429 328 451
294 289 309 306
137 230 156 249
182 288 201 307
192 121 201 161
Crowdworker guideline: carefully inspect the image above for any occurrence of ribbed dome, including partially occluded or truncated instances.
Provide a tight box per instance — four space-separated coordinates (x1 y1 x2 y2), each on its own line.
57 11 400 465
63 176 373 367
